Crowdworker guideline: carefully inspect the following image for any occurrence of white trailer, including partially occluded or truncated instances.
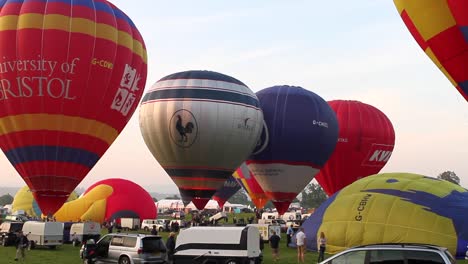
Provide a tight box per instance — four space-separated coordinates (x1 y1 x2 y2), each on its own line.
22 221 64 249
247 224 281 242
70 222 101 245
174 226 263 264
120 218 140 230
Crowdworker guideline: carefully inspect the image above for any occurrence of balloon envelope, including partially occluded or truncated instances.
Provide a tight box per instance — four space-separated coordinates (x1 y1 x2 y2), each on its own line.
54 178 156 223
139 70 263 210
247 85 339 214
233 162 269 209
315 100 395 196
212 175 241 208
301 173 468 259
0 0 147 215
394 0 468 101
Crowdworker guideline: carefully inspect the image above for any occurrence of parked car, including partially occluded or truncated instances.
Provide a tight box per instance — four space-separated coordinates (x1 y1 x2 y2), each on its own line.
319 243 456 264
81 233 166 264
141 219 165 232
0 221 24 246
171 211 185 219
4 215 29 222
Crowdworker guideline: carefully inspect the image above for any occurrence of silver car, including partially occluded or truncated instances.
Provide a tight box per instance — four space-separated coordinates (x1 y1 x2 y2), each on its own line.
92 233 167 264
319 243 456 264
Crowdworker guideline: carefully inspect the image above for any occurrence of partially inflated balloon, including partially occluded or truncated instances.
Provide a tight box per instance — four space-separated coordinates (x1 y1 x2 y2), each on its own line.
247 86 338 214
139 70 263 210
394 0 468 101
233 162 269 209
315 100 395 196
302 173 468 259
0 0 147 215
212 175 241 208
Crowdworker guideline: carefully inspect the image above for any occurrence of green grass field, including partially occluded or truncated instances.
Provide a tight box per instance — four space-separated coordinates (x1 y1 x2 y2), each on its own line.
0 228 467 264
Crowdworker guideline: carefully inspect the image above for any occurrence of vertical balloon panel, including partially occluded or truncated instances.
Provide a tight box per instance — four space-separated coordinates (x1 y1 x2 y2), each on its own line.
233 162 269 209
0 0 147 215
212 175 241 208
140 70 263 210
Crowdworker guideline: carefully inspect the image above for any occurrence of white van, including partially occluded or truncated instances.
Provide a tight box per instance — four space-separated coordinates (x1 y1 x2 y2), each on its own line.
248 224 281 242
281 211 302 221
174 226 263 264
70 222 101 245
120 218 140 230
22 221 64 249
261 212 278 220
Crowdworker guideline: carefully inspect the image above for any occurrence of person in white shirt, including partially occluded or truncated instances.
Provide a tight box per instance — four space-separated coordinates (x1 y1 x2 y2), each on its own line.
317 231 327 262
295 227 306 263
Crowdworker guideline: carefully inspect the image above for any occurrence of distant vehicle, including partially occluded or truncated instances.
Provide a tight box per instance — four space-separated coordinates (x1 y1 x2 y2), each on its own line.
208 212 227 223
70 222 101 245
281 211 302 221
171 211 185 219
261 212 278 220
4 215 29 222
319 243 456 264
258 219 287 233
22 221 64 249
83 233 166 264
141 219 165 232
248 223 281 242
174 226 263 264
0 221 24 246
120 218 140 231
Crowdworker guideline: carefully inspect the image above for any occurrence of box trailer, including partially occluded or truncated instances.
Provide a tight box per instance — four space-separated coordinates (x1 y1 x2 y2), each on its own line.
174 226 262 264
70 222 101 245
247 224 281 242
22 221 64 249
120 218 140 230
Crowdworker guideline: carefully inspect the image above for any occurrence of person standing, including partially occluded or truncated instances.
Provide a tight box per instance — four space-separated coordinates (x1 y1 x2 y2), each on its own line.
166 232 176 264
286 225 294 247
151 225 158 235
295 227 306 263
317 231 327 262
269 231 281 262
14 230 29 262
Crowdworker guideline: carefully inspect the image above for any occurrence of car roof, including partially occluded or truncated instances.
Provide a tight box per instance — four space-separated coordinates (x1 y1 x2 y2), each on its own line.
351 243 448 252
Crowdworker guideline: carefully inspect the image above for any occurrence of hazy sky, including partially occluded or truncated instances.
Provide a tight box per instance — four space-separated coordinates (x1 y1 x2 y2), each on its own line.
2 1 467 192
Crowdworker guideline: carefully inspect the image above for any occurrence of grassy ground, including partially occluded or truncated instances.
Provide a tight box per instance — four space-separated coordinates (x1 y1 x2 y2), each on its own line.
1 213 467 264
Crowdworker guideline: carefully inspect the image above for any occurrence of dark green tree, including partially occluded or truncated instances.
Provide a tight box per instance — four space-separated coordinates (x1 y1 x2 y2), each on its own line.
437 171 460 185
300 182 328 209
152 197 158 202
165 195 180 199
0 194 13 206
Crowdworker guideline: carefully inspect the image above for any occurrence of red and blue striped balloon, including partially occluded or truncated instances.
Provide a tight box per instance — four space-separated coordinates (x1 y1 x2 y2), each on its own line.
0 0 147 215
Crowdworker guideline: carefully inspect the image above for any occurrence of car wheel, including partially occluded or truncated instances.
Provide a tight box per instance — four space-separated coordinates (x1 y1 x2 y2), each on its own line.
224 259 239 264
119 256 131 264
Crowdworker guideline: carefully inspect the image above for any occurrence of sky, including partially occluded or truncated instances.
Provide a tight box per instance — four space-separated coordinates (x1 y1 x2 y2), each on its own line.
2 1 468 192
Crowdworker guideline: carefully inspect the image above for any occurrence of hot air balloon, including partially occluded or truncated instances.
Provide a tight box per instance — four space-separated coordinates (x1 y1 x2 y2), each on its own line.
212 175 241 208
393 0 468 102
233 162 269 209
301 172 468 259
0 0 147 215
247 85 339 215
315 100 395 196
139 70 263 210
54 178 157 223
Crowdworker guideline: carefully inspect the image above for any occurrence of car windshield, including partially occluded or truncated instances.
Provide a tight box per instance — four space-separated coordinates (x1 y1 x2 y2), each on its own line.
444 249 456 264
142 237 166 253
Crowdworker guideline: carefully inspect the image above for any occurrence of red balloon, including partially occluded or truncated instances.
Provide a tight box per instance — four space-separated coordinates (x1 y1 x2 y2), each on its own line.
84 178 157 222
0 0 147 215
315 100 396 196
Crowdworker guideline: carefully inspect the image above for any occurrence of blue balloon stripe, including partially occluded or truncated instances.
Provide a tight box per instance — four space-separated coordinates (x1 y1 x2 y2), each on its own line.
460 80 468 95
5 146 100 168
159 70 247 87
142 88 259 108
165 168 233 179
